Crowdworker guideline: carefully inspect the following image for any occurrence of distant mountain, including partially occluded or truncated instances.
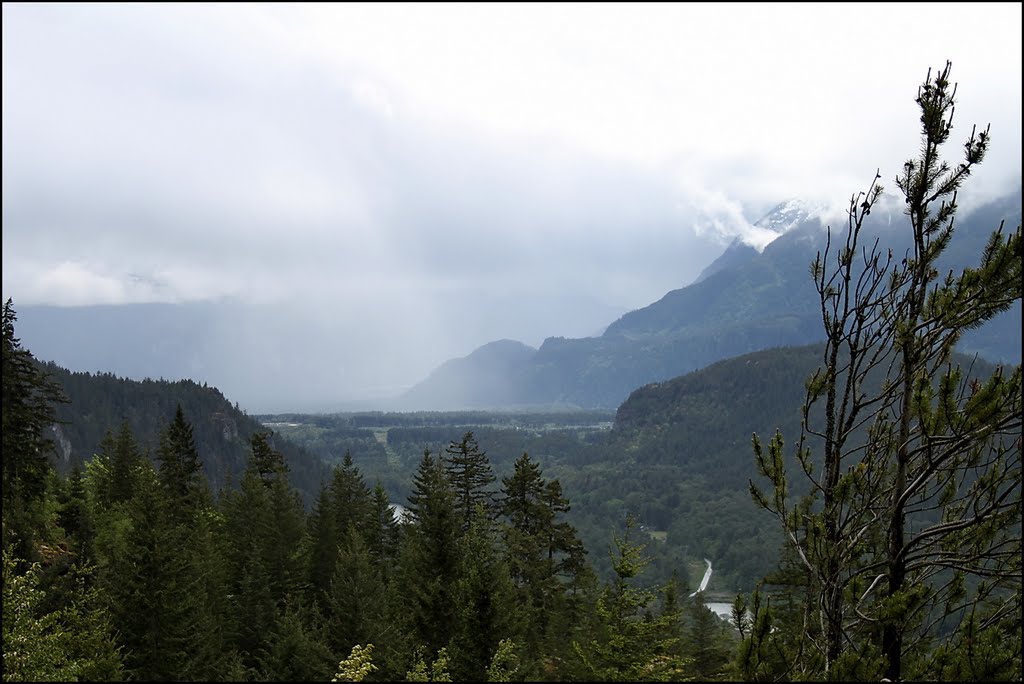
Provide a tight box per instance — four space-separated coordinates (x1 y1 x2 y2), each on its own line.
691 237 759 285
405 191 1022 409
690 198 824 284
398 339 537 410
39 361 328 506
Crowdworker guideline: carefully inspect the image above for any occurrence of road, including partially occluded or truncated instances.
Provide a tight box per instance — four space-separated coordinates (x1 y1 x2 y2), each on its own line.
689 558 712 597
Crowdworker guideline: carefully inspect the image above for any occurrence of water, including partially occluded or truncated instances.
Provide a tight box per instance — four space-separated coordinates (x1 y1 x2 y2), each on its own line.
705 601 735 621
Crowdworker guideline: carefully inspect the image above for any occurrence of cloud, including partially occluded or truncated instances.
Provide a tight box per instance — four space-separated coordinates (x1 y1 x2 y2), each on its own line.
2 3 1021 407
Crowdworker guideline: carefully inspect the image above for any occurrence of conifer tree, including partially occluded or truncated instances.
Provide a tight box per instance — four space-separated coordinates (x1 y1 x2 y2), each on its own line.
500 452 590 674
260 602 337 682
326 526 388 660
250 429 289 482
448 508 522 682
330 452 374 545
307 480 341 607
688 592 729 680
2 299 68 559
57 466 95 564
2 545 124 682
367 482 401 582
104 420 143 507
750 62 1022 680
104 461 182 680
573 516 688 681
444 431 497 531
157 404 203 513
401 449 462 656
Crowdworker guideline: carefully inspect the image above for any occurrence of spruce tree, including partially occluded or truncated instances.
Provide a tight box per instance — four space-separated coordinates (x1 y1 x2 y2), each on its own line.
1 299 68 559
367 482 401 583
330 452 374 544
157 404 203 513
307 481 341 608
448 508 522 682
572 516 688 681
106 420 142 507
500 452 591 676
444 431 496 531
401 449 462 656
326 526 387 660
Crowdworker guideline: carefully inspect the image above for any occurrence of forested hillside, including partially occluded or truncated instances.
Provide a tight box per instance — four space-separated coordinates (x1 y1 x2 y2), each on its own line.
40 362 328 505
2 300 738 682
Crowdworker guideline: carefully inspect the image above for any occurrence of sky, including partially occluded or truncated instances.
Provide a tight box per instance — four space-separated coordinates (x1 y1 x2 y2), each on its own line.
3 3 1022 410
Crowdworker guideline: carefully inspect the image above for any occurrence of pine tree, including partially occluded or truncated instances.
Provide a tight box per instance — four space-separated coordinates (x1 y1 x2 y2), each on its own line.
330 452 374 546
260 602 337 682
367 482 401 584
250 429 288 482
573 516 688 681
104 462 182 680
1 299 68 560
105 420 142 507
401 449 462 656
444 431 496 531
57 466 95 564
499 452 589 675
222 431 307 669
326 526 387 660
688 592 729 680
750 61 1022 680
307 480 341 608
448 509 522 682
221 470 277 668
157 404 203 514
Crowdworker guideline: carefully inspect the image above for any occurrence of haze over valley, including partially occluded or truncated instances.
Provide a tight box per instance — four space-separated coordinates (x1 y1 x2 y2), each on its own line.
3 5 1021 682
5 4 1021 413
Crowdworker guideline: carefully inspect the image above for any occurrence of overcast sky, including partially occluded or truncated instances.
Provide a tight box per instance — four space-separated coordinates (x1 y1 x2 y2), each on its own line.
3 3 1021 408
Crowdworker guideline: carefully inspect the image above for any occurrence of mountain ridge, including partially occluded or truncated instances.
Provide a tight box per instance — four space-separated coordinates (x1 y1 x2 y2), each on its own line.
403 190 1021 410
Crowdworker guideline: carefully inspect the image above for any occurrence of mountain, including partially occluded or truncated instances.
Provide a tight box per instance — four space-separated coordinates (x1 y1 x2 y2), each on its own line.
398 339 538 409
39 361 328 506
690 199 824 284
404 191 1021 409
691 237 759 285
578 342 1006 590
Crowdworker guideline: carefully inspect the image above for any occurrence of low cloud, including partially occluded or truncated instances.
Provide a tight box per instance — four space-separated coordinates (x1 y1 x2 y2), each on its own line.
3 4 1020 408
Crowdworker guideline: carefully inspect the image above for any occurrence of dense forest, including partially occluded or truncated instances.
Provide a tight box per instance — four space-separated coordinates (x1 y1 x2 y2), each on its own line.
3 64 1021 682
3 299 738 681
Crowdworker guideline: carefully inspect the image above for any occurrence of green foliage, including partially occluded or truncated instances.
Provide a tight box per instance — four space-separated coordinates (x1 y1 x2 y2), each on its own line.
2 300 68 560
688 593 730 680
332 643 378 682
405 646 453 682
259 602 336 682
444 432 497 531
401 450 462 656
448 511 522 682
41 360 329 505
486 638 521 682
573 517 689 681
749 62 1023 681
157 404 204 511
326 527 388 660
2 546 123 682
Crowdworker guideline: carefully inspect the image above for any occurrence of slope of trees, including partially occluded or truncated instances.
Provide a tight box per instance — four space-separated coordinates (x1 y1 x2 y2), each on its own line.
38 361 329 505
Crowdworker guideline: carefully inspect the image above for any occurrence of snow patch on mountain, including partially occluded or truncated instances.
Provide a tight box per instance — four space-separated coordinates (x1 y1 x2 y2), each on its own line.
744 198 849 251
